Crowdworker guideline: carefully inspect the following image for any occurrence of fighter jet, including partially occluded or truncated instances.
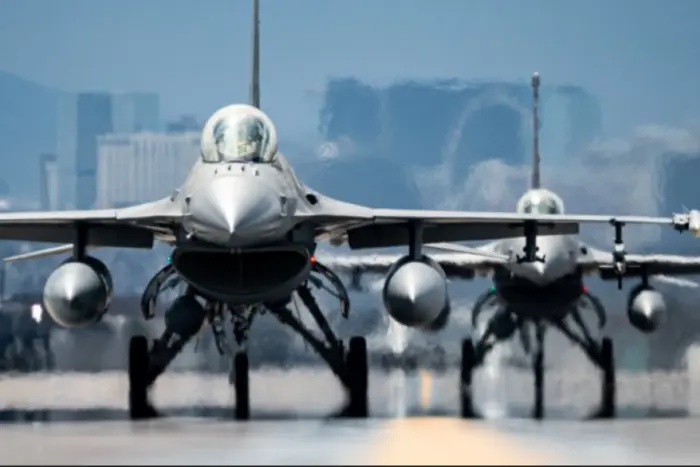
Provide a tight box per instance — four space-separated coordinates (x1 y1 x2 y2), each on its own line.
319 72 700 420
4 4 700 421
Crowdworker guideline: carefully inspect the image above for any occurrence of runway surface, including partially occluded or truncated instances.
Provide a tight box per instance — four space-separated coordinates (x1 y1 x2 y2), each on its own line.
1 413 700 464
0 369 697 464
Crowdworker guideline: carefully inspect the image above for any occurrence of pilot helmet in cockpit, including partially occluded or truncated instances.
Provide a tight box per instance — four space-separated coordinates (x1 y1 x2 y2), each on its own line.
213 114 266 162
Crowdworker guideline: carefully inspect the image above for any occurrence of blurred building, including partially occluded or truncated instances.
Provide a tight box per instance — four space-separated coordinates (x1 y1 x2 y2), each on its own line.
318 78 600 170
75 93 113 209
56 93 77 209
74 92 161 209
167 115 200 133
0 72 65 202
96 131 199 208
112 92 160 133
39 153 59 211
301 78 600 209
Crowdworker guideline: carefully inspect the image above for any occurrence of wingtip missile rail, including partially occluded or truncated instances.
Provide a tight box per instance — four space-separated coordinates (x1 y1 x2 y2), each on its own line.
672 209 700 236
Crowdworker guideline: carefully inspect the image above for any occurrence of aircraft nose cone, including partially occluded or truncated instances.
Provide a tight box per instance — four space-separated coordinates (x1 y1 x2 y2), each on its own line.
188 175 282 246
531 262 546 276
510 235 577 284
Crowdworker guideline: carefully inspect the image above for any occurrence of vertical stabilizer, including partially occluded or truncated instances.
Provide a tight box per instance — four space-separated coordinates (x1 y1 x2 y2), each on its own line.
250 0 260 109
531 72 541 189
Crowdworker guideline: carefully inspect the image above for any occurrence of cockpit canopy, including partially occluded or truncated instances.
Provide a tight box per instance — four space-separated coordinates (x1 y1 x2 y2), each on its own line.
516 189 565 215
200 104 278 163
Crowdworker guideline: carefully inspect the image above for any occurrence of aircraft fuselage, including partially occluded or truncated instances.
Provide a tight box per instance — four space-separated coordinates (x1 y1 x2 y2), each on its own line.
491 234 586 318
180 158 304 248
172 156 318 305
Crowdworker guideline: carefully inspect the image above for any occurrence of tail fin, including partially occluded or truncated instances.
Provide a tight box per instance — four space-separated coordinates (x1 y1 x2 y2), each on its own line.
530 72 541 189
250 0 260 108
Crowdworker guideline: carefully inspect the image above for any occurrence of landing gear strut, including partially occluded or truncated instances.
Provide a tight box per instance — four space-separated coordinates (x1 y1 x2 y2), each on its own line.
532 322 545 420
516 221 545 264
128 263 367 421
269 282 368 418
593 337 616 419
611 221 627 290
553 308 616 420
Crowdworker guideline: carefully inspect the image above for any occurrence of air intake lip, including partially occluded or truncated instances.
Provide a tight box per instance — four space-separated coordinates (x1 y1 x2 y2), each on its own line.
171 245 310 298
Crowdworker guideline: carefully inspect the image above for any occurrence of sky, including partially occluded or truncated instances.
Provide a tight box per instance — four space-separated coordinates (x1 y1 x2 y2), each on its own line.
1 0 699 141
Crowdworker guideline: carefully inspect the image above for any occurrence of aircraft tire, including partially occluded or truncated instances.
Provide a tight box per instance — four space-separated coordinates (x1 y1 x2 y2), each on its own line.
597 337 616 419
345 336 369 418
128 335 156 420
459 338 477 418
234 351 251 420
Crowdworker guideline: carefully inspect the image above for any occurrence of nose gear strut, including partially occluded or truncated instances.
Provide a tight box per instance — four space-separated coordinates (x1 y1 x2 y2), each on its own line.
516 221 546 264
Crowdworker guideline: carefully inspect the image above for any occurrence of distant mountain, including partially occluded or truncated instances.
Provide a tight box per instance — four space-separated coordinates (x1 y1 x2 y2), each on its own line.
0 71 64 200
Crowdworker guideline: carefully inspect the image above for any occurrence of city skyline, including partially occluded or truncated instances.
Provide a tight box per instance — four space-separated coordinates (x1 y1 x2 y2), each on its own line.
2 0 699 139
1 70 605 210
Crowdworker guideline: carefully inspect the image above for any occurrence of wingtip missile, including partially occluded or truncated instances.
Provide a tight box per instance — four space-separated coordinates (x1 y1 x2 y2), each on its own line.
672 209 700 235
4 244 74 263
3 244 103 263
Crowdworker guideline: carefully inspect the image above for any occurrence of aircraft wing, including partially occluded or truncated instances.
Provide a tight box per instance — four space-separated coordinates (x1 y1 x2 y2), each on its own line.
0 197 183 251
304 194 696 250
317 242 506 285
581 245 700 283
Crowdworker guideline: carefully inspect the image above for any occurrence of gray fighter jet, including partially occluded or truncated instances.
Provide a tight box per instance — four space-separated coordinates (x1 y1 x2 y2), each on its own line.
319 72 700 420
4 3 700 420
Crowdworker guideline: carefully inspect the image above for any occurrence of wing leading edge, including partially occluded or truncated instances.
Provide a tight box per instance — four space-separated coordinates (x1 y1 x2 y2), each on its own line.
0 197 183 250
321 241 700 286
581 246 700 280
316 241 506 283
304 193 691 250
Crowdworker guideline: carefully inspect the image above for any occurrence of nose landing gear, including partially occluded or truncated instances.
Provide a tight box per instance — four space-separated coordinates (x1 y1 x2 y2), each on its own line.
127 261 368 421
460 297 616 420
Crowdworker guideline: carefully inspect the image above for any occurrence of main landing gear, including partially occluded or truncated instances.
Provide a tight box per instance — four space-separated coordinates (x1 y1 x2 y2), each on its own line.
459 291 616 420
129 263 368 421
